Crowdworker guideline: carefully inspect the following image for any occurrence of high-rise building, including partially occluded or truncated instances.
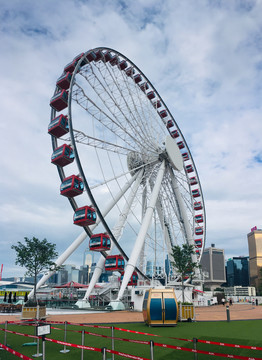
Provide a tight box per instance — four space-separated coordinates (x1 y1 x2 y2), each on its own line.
200 244 226 290
226 257 249 287
247 227 262 290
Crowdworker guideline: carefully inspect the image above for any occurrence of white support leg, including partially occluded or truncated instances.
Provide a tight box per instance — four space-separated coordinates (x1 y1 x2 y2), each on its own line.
28 173 139 299
83 169 144 301
117 160 166 301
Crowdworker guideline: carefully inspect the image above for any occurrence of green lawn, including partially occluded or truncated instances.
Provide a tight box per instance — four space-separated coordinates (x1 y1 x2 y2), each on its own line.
1 319 262 359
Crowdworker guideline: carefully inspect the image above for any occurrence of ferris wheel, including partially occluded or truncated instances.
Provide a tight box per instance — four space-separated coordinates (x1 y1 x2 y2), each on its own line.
48 47 206 306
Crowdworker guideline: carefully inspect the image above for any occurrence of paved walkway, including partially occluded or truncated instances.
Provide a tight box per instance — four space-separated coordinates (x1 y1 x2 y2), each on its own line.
0 304 261 324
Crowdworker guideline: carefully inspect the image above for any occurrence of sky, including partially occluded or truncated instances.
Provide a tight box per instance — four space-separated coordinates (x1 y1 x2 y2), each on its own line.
0 0 262 278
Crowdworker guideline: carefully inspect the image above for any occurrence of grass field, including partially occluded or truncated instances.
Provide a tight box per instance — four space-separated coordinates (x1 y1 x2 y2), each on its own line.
1 319 262 359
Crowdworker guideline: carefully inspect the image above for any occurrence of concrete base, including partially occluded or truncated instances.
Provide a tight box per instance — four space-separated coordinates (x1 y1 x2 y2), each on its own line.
106 300 125 311
75 300 91 309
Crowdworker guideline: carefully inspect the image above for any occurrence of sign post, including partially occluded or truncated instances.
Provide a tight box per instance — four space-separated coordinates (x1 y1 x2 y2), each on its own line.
36 324 51 360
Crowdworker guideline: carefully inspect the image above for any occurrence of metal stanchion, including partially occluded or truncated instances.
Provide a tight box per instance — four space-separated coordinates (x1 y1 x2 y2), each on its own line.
60 321 70 353
81 330 85 360
111 326 115 360
101 347 107 360
193 337 198 360
4 321 7 347
0 321 7 350
150 340 154 360
42 335 46 360
32 335 42 358
226 305 230 322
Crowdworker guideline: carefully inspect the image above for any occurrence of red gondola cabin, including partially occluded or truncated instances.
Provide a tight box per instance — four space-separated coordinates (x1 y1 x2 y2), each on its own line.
73 206 96 227
182 152 189 161
64 52 92 73
167 120 174 128
103 51 112 62
194 201 202 210
109 55 119 66
120 271 138 286
134 74 142 83
171 130 179 138
189 177 197 186
94 50 103 62
177 141 185 149
147 91 155 100
152 100 161 108
105 255 125 271
50 90 68 112
56 72 72 90
125 67 135 77
89 233 111 251
51 144 74 167
192 189 200 198
60 175 84 198
48 114 69 138
194 239 202 248
140 82 149 92
195 227 203 235
195 214 204 223
118 60 128 70
186 164 194 173
159 109 168 118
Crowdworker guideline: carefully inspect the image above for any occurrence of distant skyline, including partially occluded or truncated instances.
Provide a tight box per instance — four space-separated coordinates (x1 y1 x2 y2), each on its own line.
1 0 262 278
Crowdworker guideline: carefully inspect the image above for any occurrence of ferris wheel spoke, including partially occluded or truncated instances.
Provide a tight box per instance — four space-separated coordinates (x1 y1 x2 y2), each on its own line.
92 62 153 146
77 67 154 153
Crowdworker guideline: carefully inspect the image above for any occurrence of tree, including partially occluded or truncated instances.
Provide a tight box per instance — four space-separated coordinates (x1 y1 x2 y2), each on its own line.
11 237 59 303
170 243 200 303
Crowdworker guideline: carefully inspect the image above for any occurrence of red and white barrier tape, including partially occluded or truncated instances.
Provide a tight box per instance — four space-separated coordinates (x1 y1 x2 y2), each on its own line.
0 342 34 360
154 342 262 360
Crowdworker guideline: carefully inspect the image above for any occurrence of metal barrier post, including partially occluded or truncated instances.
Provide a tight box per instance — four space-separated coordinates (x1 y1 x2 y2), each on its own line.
193 337 198 360
42 335 46 360
81 330 85 360
101 347 107 360
111 326 115 360
226 305 230 322
32 336 42 358
60 321 70 353
150 340 154 360
4 321 7 347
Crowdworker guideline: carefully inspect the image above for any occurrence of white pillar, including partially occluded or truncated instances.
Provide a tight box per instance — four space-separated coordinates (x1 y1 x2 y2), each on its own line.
83 169 143 300
117 160 166 300
28 173 138 299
